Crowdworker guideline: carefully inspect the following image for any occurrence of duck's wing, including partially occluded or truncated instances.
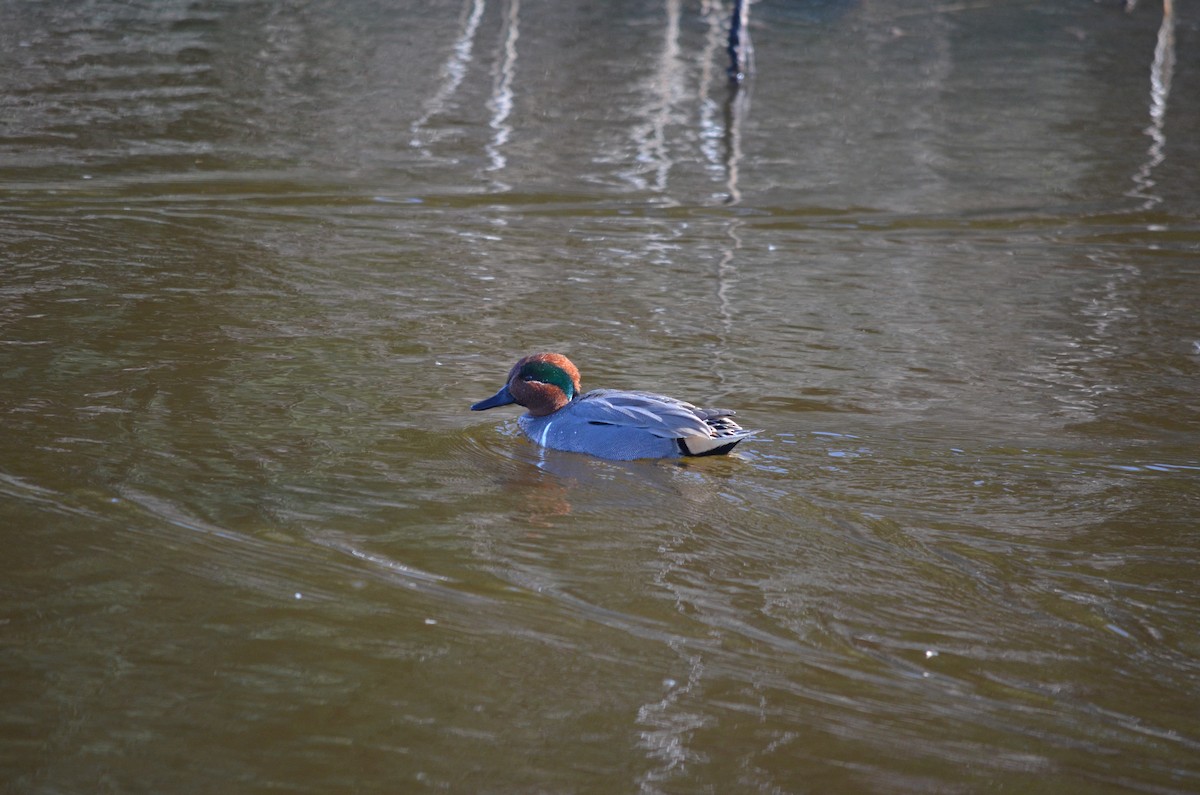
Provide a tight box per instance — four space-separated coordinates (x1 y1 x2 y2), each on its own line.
575 390 754 443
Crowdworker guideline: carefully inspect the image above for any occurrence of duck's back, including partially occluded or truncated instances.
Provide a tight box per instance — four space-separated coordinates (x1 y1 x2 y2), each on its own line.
518 389 753 460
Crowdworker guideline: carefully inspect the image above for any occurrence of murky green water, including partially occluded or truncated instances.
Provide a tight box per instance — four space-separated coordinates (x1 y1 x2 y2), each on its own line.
3 1 1199 792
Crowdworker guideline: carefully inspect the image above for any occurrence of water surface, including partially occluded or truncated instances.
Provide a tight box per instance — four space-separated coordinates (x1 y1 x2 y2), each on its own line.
3 1 1199 792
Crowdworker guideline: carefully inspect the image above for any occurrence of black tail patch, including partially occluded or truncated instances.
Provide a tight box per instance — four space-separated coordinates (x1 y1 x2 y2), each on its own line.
677 438 743 457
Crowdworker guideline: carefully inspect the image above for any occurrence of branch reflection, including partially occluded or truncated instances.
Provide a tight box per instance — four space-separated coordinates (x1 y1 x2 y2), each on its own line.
410 0 486 153
1128 0 1175 211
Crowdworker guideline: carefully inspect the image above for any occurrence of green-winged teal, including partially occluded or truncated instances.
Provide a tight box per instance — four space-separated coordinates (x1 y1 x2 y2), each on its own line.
470 353 757 460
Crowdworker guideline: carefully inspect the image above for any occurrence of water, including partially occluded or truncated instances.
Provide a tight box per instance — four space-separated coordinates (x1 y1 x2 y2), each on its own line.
3 0 1199 792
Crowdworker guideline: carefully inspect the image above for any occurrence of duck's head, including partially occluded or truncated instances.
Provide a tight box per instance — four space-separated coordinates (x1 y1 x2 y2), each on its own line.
470 353 582 417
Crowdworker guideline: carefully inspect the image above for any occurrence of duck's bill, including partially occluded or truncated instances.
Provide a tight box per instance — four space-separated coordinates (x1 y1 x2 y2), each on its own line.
471 385 516 411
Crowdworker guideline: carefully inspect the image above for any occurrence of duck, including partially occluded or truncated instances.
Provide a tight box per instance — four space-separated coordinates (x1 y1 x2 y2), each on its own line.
470 353 757 460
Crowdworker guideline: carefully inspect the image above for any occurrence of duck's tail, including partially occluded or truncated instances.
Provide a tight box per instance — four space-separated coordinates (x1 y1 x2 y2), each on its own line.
678 428 758 457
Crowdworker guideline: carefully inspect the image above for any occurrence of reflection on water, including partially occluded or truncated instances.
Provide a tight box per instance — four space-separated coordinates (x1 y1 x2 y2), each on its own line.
484 0 519 181
410 0 487 154
1129 0 1176 210
2 1 1199 793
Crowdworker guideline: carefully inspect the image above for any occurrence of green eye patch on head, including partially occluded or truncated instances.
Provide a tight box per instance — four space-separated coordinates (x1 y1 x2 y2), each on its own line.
519 359 576 400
